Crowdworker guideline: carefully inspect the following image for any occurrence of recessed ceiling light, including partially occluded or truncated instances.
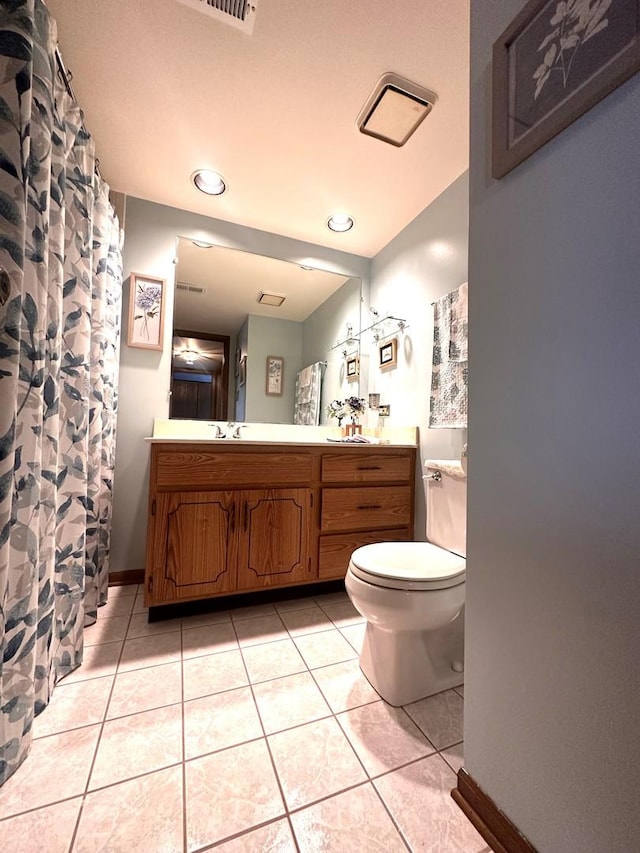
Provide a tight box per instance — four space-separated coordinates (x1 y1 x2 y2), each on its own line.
327 214 354 233
191 170 226 196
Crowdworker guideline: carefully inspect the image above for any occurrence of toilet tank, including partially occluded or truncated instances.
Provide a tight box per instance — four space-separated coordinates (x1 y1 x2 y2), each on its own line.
425 460 467 557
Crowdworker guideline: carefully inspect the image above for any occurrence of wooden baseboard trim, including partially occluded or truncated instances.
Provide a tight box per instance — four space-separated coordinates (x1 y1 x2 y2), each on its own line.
452 768 538 853
109 570 144 587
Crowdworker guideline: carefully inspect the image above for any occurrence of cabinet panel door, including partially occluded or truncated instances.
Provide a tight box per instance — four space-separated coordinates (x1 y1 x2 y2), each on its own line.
321 452 412 483
237 489 312 590
151 491 237 604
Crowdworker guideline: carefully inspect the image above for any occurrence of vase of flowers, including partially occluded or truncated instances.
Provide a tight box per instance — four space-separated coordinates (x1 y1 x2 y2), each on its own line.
326 399 346 428
344 396 367 435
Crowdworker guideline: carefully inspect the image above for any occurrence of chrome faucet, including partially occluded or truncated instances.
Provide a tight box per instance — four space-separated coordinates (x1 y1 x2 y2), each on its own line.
208 423 225 438
232 424 246 439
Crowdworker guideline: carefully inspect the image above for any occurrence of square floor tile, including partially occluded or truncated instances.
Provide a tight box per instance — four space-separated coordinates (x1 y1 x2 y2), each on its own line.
241 638 307 684
33 676 113 739
279 606 334 637
253 671 331 735
183 648 248 701
290 783 406 853
230 602 277 621
183 686 262 760
73 765 183 853
269 717 366 810
0 725 100 815
337 700 434 777
132 593 147 614
214 819 296 852
182 621 238 659
441 741 464 775
85 615 130 646
313 589 348 605
403 689 464 750
339 623 366 654
0 797 82 852
274 596 317 613
118 631 181 673
233 613 288 647
186 739 284 851
311 659 378 713
317 599 364 628
126 612 182 639
293 629 357 669
374 753 488 852
90 703 182 790
107 661 182 719
62 642 122 684
99 596 135 619
106 583 139 598
181 609 232 629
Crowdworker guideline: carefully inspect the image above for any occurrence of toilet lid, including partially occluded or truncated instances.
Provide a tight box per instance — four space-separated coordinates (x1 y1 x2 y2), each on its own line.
348 541 466 591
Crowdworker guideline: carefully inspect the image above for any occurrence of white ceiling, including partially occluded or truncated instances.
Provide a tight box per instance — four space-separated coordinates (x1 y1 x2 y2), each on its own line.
46 0 470 258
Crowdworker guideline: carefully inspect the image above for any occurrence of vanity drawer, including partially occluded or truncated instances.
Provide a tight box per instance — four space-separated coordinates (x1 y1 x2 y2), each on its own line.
321 486 412 532
318 529 412 579
155 451 313 488
321 452 412 483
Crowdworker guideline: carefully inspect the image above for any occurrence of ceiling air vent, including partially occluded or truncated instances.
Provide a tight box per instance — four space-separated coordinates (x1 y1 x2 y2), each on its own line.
177 283 207 294
176 0 259 34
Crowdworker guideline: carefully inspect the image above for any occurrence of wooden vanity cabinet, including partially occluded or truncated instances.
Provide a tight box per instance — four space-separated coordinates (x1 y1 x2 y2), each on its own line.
144 442 416 607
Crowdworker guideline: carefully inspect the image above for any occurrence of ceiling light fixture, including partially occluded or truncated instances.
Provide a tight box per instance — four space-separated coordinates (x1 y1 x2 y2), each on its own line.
357 73 437 147
257 292 286 307
191 169 226 196
327 214 354 233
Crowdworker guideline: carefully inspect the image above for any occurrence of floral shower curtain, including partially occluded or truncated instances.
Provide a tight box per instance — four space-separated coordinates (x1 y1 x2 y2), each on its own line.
0 0 123 786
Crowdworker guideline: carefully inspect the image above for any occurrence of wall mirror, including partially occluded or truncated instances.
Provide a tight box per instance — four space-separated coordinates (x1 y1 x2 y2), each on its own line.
170 238 362 424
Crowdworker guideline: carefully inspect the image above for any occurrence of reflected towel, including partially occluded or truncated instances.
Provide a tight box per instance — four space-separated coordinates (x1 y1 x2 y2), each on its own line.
294 362 323 425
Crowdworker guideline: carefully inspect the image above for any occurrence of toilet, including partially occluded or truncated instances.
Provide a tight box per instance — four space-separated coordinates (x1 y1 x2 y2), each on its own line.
345 460 466 706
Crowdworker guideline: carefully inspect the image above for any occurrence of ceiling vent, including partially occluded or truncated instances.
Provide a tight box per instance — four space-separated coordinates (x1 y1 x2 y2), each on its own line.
257 292 286 307
177 283 207 294
176 0 259 34
357 73 437 147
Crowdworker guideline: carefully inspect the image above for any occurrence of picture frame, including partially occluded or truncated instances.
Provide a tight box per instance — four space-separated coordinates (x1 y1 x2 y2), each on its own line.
346 354 360 383
492 0 640 179
238 355 247 388
379 337 397 371
265 355 283 396
127 273 166 350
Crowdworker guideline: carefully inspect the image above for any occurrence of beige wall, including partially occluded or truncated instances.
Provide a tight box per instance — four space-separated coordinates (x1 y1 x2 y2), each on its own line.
467 4 640 852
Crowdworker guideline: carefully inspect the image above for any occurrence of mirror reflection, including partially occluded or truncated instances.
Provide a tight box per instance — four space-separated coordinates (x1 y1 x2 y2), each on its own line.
171 239 362 424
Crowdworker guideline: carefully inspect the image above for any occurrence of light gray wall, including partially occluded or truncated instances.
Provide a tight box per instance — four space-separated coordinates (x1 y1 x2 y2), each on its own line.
467 4 640 852
369 172 469 537
112 197 370 573
245 314 303 422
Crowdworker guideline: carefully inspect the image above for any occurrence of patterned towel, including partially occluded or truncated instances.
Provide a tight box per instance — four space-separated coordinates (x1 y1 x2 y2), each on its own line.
449 281 468 362
293 362 323 425
429 285 468 429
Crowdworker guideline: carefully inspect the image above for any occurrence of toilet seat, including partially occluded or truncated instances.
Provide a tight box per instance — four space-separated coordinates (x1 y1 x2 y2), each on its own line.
349 541 466 591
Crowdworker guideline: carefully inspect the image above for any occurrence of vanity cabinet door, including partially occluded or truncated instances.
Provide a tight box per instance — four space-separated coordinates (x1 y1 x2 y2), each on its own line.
236 488 313 590
149 490 238 604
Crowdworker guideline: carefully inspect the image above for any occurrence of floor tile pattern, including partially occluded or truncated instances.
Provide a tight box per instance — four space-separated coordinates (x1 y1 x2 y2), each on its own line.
0 582 486 852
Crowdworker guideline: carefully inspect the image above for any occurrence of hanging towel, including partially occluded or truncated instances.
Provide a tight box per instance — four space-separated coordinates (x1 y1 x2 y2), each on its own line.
294 362 323 425
429 286 468 429
449 281 468 362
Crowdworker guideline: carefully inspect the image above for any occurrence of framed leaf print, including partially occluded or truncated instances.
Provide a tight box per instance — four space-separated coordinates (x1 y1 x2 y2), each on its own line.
127 273 166 350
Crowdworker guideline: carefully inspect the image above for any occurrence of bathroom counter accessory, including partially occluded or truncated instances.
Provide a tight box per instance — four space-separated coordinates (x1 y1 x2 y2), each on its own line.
144 440 416 608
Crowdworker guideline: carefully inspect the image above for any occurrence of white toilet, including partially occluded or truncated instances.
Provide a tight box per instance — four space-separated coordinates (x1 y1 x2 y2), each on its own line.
345 460 466 706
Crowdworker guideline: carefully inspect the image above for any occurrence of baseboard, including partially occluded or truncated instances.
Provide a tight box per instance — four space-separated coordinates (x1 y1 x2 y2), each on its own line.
452 768 538 853
109 570 144 587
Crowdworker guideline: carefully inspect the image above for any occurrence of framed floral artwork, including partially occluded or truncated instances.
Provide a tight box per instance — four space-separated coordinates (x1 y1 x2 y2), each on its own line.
492 0 640 179
346 354 360 383
127 273 166 350
266 355 283 396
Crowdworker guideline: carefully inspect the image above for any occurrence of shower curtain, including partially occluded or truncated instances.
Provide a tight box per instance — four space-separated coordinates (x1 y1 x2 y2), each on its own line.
0 1 123 786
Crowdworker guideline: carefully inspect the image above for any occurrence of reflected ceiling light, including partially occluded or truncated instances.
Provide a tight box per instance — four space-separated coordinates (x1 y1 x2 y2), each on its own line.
429 240 454 259
179 348 200 365
191 169 226 196
357 73 437 147
327 214 354 233
257 291 286 307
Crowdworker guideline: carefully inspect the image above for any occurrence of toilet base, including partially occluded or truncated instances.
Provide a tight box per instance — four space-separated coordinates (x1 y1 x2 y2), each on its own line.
358 613 464 707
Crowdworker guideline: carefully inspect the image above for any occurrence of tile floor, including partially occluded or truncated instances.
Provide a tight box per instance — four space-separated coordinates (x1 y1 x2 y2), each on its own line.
0 583 490 853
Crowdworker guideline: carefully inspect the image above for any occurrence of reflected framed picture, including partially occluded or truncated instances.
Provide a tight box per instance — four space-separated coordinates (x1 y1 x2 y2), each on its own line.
127 273 166 350
492 0 640 178
266 355 283 396
379 337 397 371
346 354 360 383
